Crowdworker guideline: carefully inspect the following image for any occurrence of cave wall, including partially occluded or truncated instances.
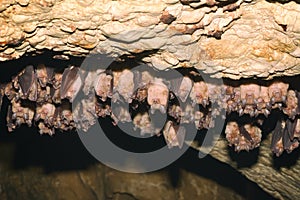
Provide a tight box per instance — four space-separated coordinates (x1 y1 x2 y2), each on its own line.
1 0 300 199
0 131 260 200
0 0 300 79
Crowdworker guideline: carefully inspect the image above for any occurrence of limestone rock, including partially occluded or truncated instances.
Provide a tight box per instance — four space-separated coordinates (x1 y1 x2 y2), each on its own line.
189 133 300 200
0 132 248 200
0 0 299 79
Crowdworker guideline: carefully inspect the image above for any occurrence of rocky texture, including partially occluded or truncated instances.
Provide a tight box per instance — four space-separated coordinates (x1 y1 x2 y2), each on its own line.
0 0 300 199
190 133 300 200
0 131 259 200
0 164 246 200
0 0 300 79
104 167 245 200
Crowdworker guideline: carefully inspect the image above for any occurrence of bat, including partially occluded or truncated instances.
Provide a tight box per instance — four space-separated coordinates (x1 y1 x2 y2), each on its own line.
60 66 82 102
163 121 186 149
18 65 38 101
94 70 113 102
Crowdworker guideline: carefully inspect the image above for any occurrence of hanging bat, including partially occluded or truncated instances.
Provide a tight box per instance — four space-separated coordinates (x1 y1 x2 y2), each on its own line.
147 78 169 114
162 120 186 149
94 70 113 102
36 64 54 88
60 66 82 102
17 65 38 101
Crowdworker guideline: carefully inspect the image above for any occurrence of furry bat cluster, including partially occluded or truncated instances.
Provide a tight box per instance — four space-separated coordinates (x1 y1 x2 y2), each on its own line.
1 62 300 156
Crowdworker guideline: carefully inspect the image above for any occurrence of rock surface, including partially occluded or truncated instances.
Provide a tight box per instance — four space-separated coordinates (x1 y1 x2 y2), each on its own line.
0 130 257 200
190 133 300 200
0 0 300 79
1 0 300 199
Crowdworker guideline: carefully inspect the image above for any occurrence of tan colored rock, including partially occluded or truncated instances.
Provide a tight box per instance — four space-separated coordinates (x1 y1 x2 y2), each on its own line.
189 133 300 200
0 141 248 200
0 0 299 79
0 0 300 199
